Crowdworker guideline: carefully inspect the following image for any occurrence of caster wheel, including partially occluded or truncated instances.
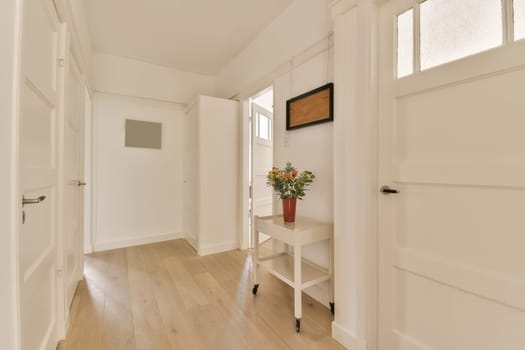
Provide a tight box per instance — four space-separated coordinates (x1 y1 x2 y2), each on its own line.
329 302 335 316
295 318 301 333
252 284 259 295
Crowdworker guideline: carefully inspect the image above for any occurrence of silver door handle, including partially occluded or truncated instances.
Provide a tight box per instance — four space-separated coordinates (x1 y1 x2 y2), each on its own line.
77 181 87 187
22 195 46 206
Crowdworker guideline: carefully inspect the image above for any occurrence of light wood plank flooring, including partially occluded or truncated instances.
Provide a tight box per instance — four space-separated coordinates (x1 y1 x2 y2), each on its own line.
57 239 345 350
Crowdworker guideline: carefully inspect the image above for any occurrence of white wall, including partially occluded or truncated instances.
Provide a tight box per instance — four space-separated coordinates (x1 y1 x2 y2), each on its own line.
92 93 185 251
331 1 379 349
90 53 217 251
197 96 240 255
94 54 215 103
215 0 334 304
0 0 20 348
273 52 334 304
215 0 332 98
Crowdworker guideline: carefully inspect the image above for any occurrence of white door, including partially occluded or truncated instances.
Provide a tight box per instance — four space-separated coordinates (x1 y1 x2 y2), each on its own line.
251 103 273 245
379 1 525 349
18 1 64 349
63 53 84 310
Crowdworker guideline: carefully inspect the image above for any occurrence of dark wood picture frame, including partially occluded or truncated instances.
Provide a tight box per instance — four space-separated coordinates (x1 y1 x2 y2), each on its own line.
286 83 334 130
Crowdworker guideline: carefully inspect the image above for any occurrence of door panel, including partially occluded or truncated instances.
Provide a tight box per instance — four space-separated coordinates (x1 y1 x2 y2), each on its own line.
64 53 84 309
251 103 273 217
19 1 63 349
379 1 525 349
251 103 273 245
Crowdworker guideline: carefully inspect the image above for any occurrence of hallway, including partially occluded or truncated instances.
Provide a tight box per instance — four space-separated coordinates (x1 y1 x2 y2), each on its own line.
58 240 343 350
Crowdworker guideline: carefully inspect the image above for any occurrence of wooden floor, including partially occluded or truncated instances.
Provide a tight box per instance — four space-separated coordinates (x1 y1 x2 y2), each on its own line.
57 239 345 350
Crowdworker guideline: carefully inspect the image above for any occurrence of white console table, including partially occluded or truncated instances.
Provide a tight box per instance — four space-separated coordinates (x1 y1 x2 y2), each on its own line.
252 215 334 332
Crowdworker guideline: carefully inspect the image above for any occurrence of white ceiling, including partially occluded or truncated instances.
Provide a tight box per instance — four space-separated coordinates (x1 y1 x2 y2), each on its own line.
84 0 293 75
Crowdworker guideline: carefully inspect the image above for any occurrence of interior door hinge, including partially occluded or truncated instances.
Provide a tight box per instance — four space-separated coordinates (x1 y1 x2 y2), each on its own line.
57 58 65 67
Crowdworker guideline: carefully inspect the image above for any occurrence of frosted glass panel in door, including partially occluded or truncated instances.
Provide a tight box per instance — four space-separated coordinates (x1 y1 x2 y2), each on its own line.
420 0 502 70
515 0 525 41
397 9 414 78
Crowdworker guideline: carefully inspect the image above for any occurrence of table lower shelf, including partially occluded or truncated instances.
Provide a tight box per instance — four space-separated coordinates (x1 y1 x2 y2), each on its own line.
258 254 331 289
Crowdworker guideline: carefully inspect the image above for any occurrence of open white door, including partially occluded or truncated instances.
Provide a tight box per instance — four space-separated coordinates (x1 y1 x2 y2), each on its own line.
379 1 525 349
18 1 64 349
250 103 273 246
63 52 84 312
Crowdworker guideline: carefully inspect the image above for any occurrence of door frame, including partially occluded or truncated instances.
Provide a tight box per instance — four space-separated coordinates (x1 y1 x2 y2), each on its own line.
240 86 274 250
2 0 91 348
2 0 24 348
59 43 87 332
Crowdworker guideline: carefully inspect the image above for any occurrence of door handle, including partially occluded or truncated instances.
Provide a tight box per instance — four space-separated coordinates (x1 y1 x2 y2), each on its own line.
380 186 399 194
77 181 87 187
22 195 46 207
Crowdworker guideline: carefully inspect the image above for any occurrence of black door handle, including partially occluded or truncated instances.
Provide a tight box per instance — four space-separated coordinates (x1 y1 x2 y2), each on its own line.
380 186 399 194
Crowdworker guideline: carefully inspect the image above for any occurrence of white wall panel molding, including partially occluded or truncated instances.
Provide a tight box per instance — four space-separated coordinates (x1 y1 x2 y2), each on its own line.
394 247 525 312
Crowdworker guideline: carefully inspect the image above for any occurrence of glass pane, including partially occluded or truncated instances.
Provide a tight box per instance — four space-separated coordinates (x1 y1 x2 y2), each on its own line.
259 114 270 140
397 9 414 78
515 0 525 41
420 0 502 70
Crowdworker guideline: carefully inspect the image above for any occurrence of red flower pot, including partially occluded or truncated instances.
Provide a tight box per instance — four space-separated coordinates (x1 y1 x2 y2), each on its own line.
282 198 297 223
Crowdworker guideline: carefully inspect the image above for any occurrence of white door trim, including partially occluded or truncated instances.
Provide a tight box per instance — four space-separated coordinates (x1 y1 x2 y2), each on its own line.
331 1 379 349
241 99 250 250
3 0 24 349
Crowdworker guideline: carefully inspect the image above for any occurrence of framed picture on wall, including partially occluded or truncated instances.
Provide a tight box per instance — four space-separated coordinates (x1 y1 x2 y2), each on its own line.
286 83 334 130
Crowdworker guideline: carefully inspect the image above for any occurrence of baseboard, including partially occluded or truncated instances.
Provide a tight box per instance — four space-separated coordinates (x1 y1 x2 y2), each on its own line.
332 322 358 349
184 234 198 251
93 232 184 252
197 241 238 256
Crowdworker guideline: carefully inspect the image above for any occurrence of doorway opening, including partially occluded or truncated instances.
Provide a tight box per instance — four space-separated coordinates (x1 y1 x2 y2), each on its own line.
246 86 274 249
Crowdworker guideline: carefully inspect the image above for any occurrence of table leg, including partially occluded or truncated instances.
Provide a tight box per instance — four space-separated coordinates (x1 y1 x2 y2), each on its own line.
294 244 302 332
252 225 260 295
329 237 334 315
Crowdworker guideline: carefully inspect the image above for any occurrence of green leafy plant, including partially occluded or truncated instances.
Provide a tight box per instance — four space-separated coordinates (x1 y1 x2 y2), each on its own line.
266 162 315 199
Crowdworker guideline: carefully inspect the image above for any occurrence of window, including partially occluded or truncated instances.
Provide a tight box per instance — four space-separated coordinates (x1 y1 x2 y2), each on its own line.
420 0 502 70
396 0 508 78
515 0 525 41
397 9 414 78
256 113 272 141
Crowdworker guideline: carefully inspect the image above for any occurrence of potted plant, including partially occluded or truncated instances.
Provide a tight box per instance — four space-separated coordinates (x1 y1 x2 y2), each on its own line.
266 162 315 223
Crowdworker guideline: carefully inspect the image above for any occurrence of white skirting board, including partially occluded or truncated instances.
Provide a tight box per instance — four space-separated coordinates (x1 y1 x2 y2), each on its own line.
184 234 198 251
93 232 185 252
197 241 238 256
331 322 368 350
